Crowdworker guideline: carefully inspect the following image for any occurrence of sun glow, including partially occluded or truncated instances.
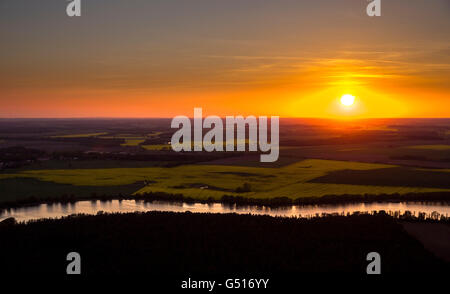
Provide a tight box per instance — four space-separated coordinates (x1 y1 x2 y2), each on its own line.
340 94 355 106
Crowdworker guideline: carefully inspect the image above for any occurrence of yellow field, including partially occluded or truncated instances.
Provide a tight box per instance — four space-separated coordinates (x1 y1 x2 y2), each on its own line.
0 159 448 200
51 132 108 138
142 144 171 150
98 132 164 147
121 139 146 146
407 145 450 150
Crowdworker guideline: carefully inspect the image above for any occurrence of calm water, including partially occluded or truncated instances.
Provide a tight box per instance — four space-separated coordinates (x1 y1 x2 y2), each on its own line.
1 200 449 223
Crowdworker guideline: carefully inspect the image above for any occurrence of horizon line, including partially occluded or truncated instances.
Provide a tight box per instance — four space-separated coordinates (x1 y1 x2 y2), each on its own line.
0 116 450 120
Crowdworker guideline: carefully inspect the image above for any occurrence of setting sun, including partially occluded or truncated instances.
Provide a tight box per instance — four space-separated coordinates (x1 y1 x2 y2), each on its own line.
340 94 355 106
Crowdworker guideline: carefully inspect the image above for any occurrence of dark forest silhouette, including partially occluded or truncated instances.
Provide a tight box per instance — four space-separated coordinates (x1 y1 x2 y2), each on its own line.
0 211 448 275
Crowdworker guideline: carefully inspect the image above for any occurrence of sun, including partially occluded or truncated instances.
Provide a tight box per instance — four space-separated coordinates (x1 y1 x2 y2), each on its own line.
340 94 355 106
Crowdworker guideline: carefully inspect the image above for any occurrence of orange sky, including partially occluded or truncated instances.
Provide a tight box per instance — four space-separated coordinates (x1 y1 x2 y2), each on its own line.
1 0 449 118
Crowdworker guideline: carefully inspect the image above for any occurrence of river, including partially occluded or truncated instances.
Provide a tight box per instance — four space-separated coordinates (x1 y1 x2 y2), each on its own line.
1 200 449 222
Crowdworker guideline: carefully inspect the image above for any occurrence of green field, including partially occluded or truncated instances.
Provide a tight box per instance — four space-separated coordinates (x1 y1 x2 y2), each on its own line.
0 178 143 203
0 159 449 202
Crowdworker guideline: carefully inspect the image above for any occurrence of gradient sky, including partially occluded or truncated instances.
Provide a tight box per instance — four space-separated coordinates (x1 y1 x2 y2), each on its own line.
0 0 449 118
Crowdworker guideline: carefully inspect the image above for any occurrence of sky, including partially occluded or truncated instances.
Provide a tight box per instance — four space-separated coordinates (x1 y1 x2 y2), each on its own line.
0 0 449 118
